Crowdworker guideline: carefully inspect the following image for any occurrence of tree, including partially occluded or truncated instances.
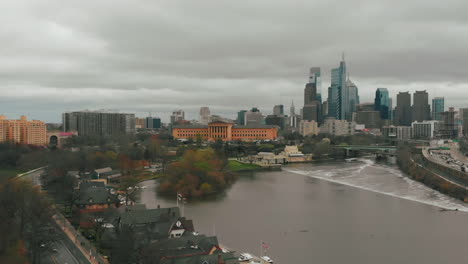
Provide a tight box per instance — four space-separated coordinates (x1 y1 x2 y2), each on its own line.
118 176 140 205
158 148 236 198
0 180 55 264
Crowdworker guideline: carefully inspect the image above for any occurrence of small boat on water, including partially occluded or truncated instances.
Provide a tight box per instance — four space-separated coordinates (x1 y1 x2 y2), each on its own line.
261 255 274 263
239 253 254 261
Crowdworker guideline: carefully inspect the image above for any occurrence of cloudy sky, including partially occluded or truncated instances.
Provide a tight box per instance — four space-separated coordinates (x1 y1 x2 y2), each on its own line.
1 0 467 123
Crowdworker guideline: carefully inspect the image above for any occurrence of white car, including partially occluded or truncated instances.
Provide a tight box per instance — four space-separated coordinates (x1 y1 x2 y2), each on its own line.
261 256 274 263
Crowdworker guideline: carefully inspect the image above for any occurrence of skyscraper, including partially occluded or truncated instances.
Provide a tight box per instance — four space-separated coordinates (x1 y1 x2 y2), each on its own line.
170 110 185 124
304 67 322 123
307 67 321 103
432 97 444 121
375 88 391 120
273 105 284 116
290 100 295 116
199 106 211 124
347 78 360 119
412 90 431 122
237 110 247 125
395 92 412 126
328 55 348 120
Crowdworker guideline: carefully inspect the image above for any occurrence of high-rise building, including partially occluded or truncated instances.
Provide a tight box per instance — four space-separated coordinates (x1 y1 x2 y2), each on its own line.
199 107 211 125
320 117 355 136
304 67 322 123
135 118 146 129
170 110 185 125
237 110 247 125
411 120 441 139
244 107 264 126
265 115 285 129
290 100 295 117
439 107 457 138
63 111 135 137
375 88 391 120
273 105 284 116
299 120 319 137
0 115 47 145
328 56 348 120
145 117 161 129
395 92 412 126
432 97 444 121
353 111 382 129
347 79 360 118
459 108 468 137
412 90 431 122
309 67 321 102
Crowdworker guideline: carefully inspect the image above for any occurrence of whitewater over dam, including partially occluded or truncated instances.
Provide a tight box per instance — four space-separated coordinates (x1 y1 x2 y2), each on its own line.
284 158 468 212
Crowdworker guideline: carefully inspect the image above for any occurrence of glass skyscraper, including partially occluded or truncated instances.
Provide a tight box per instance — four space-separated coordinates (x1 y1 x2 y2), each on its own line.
432 97 444 121
328 58 347 120
375 88 391 120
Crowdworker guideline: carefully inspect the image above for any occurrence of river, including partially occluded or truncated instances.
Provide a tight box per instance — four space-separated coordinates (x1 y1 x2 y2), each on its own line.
138 158 468 263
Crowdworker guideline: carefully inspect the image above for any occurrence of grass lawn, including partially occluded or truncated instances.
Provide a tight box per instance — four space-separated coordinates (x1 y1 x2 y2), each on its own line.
227 160 262 172
0 168 23 183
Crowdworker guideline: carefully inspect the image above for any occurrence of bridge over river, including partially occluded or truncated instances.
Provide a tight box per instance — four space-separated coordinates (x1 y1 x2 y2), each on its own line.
333 145 397 158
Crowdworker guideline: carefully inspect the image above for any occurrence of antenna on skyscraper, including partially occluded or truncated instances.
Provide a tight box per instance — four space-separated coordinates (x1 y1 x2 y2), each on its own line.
342 51 345 62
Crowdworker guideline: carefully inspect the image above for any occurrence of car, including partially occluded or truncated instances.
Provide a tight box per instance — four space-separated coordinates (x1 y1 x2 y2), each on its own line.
249 261 261 264
261 256 274 263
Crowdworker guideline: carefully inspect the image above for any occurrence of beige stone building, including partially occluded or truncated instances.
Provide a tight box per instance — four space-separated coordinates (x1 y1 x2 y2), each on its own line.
299 120 319 137
0 115 47 145
319 117 355 136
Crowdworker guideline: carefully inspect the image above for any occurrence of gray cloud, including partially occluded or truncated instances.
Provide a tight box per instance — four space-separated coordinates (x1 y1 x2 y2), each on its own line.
0 0 467 122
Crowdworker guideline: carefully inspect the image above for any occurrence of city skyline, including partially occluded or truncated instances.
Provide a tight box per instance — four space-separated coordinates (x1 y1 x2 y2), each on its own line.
0 1 467 122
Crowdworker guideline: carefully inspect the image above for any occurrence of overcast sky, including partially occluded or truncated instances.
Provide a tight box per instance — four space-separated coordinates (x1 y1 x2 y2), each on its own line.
1 0 467 123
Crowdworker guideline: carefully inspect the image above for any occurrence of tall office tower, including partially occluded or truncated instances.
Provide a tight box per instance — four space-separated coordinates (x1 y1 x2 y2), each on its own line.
273 105 284 116
322 100 329 117
459 108 468 136
290 100 295 116
304 67 322 102
432 97 445 121
145 117 161 129
170 110 185 124
328 55 348 120
395 92 412 126
347 78 360 119
199 106 211 125
412 90 431 122
244 107 264 126
304 67 322 123
440 107 457 138
63 111 135 137
375 88 391 120
237 110 247 125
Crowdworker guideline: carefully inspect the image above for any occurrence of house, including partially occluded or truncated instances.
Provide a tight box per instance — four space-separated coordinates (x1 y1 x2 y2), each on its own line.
91 167 123 184
74 181 120 214
140 233 239 264
118 205 195 246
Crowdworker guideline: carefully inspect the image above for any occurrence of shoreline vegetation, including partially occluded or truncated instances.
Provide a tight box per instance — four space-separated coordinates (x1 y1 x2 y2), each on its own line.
397 145 468 203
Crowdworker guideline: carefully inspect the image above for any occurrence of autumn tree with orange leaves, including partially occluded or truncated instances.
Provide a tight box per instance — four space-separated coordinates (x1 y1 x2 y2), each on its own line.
158 148 236 198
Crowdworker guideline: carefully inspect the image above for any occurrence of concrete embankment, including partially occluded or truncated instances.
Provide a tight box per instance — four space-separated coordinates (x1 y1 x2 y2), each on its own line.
401 149 468 203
